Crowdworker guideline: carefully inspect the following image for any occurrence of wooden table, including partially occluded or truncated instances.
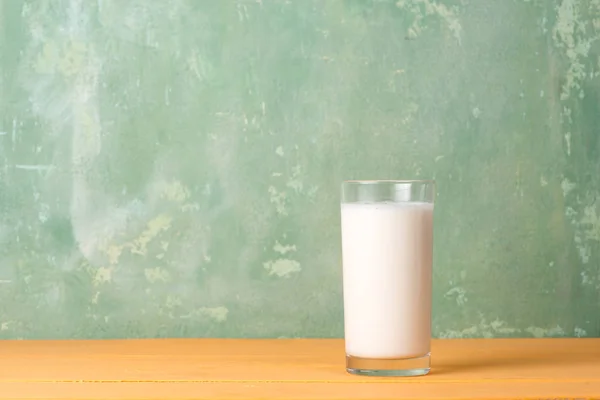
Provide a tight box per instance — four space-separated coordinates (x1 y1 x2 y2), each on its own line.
1 338 599 399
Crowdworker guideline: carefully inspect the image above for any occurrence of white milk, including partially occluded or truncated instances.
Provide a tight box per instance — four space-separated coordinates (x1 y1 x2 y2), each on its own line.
341 201 433 359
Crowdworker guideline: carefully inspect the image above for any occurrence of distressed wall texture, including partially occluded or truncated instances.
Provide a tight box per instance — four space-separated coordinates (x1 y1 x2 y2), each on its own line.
0 0 599 339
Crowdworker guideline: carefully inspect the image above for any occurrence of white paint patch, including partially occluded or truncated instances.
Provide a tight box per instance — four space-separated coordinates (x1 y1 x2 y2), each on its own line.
540 176 548 186
580 270 593 285
581 204 600 241
561 177 576 197
268 186 287 215
144 267 171 283
263 258 301 277
197 306 228 322
525 325 565 338
93 267 112 285
489 319 519 335
12 119 16 151
38 203 50 223
472 107 481 118
286 164 303 193
273 240 297 255
397 0 462 44
104 245 123 265
56 0 112 266
15 164 54 171
438 318 518 338
159 180 190 203
552 0 596 100
574 326 587 337
187 51 213 84
0 321 12 331
181 203 200 212
166 296 182 309
575 235 591 264
129 214 172 256
445 286 468 305
275 146 284 156
564 132 572 155
164 85 171 106
443 325 478 338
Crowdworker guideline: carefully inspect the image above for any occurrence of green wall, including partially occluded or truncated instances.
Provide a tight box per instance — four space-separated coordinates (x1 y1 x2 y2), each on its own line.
0 0 598 339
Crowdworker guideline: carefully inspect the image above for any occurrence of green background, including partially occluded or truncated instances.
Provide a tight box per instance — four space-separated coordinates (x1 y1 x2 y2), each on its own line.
0 0 598 339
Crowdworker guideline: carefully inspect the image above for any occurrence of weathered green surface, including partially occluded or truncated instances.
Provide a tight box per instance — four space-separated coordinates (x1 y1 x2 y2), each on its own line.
0 0 598 339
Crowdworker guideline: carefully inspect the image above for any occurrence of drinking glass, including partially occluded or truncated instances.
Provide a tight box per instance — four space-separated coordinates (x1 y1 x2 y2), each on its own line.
341 180 435 376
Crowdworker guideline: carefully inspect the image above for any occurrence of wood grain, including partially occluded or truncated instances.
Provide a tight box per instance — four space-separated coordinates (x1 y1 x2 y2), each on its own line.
1 339 599 399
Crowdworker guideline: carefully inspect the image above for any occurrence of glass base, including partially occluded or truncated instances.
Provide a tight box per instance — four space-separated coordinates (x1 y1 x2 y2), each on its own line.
346 353 430 376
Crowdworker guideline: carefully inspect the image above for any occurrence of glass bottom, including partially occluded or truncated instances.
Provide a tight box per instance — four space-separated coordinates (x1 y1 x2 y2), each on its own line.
346 353 430 377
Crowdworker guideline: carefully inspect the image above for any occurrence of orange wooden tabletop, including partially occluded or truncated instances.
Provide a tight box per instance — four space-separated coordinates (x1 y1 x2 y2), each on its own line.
0 338 599 399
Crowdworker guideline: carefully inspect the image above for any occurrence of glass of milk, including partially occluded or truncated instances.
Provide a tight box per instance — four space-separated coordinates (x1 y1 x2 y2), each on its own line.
341 180 435 376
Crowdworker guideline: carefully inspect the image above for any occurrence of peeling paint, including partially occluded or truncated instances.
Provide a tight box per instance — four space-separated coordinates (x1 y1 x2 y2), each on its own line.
553 0 600 100
397 0 462 44
197 306 229 322
263 259 301 278
561 177 576 197
526 325 565 338
144 267 171 283
438 318 518 339
286 164 303 193
268 186 287 215
93 267 112 285
160 180 190 203
445 287 468 305
273 241 297 255
580 204 600 241
129 214 172 256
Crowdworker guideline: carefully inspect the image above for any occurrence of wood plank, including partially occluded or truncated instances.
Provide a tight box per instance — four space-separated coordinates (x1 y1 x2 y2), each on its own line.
0 339 599 399
1 382 600 400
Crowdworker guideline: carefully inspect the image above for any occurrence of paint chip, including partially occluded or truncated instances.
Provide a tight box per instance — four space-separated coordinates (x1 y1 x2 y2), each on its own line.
198 306 229 322
263 259 301 278
273 241 297 255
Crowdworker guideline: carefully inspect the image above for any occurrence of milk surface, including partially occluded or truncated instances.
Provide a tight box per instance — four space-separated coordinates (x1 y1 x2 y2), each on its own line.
341 201 433 359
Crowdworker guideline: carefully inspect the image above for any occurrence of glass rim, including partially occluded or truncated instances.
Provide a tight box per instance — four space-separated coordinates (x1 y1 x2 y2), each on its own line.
342 179 435 184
